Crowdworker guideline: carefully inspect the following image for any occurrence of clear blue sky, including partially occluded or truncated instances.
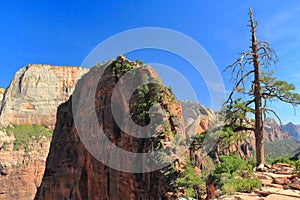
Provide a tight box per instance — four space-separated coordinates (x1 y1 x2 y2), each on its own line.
1 1 300 124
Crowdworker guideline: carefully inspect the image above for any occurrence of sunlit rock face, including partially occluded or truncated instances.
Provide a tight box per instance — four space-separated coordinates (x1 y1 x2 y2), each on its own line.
0 88 4 108
0 64 89 129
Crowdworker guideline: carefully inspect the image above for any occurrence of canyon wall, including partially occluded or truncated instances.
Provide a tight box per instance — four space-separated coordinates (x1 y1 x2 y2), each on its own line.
0 64 89 129
0 64 88 200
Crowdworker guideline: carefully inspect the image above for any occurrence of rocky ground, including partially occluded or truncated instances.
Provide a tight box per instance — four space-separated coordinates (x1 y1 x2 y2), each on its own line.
220 163 300 200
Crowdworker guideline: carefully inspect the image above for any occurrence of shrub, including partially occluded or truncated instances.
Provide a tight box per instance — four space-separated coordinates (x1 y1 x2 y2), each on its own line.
175 160 205 199
271 157 294 166
7 125 52 151
294 160 300 175
215 153 249 175
221 177 262 195
213 153 262 195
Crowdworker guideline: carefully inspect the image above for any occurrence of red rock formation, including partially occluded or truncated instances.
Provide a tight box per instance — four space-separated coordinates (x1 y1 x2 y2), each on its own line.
0 129 50 200
0 64 88 200
263 118 290 142
35 57 185 199
281 122 300 141
0 64 89 129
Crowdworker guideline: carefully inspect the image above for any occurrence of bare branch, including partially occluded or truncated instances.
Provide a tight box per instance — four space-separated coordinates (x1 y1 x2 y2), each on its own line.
225 70 255 105
263 108 282 125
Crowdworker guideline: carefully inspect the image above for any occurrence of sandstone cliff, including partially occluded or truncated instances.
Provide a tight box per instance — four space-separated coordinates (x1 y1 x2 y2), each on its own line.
181 100 214 135
264 118 290 141
0 64 89 129
0 126 50 200
0 64 88 200
35 57 186 200
0 88 4 107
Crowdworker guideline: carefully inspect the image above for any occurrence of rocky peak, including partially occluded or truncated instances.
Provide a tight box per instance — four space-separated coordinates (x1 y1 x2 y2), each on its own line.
281 122 300 141
0 64 89 129
263 118 290 141
35 57 186 199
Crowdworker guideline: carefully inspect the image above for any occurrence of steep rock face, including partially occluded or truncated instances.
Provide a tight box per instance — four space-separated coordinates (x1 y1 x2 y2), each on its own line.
264 118 290 141
281 122 300 141
0 88 4 107
181 101 252 166
35 57 185 200
0 64 89 129
0 128 50 200
181 100 214 135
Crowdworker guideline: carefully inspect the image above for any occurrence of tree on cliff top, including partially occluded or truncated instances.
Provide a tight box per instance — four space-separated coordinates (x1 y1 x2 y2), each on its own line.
225 8 300 168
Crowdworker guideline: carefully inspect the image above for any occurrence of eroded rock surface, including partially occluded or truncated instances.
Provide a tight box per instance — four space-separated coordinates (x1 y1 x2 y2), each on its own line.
35 57 186 200
0 128 50 200
0 64 89 129
0 88 4 107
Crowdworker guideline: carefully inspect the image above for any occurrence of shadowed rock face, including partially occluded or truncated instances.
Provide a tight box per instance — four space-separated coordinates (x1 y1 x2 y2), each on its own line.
35 57 185 200
0 64 89 129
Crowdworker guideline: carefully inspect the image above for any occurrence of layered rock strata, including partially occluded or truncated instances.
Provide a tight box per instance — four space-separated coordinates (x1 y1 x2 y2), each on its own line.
0 64 89 129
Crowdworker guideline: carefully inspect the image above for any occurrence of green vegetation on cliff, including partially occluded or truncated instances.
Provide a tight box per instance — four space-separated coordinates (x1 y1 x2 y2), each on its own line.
175 161 205 198
7 124 52 151
213 154 261 195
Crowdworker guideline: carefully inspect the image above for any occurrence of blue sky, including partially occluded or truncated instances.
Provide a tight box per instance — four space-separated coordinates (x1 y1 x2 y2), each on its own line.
1 1 300 124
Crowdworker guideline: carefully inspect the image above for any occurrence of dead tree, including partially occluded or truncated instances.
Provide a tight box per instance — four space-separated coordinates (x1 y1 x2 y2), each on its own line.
225 8 300 168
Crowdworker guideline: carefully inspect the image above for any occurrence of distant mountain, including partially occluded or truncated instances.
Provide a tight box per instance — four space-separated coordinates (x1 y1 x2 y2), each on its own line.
264 118 290 141
246 118 300 159
281 122 300 141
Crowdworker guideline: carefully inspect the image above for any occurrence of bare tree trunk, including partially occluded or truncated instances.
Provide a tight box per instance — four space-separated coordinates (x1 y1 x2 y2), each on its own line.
249 8 264 167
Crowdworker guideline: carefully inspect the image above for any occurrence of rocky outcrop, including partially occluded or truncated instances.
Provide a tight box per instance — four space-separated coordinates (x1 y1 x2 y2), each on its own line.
0 88 4 107
35 57 185 200
0 128 50 200
183 101 253 166
0 64 89 129
181 100 214 135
